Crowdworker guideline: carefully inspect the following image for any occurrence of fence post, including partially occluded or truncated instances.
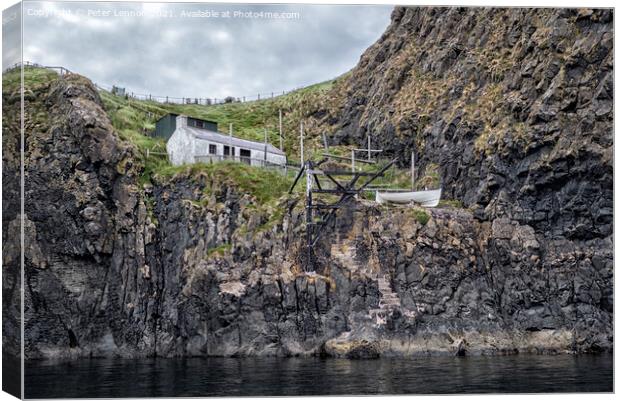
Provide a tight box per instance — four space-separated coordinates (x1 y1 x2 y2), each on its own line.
279 109 283 151
411 151 415 190
300 121 304 165
264 128 268 163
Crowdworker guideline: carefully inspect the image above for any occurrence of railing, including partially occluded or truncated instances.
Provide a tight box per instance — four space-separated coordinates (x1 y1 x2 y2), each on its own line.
4 61 71 76
145 148 168 160
193 154 299 175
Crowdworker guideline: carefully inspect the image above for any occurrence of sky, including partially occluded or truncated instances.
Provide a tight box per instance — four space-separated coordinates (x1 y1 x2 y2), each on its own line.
9 1 393 99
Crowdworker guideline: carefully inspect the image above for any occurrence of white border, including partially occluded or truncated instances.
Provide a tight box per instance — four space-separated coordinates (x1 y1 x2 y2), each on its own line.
0 1 616 401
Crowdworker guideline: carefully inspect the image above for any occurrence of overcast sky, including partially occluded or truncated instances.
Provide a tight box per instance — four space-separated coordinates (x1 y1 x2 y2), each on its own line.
14 1 392 99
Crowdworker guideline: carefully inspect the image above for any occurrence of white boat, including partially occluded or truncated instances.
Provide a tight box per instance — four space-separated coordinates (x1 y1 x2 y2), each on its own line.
375 188 442 207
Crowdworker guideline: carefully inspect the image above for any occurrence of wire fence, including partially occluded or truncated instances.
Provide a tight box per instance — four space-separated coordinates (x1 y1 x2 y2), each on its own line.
6 61 303 106
97 82 301 105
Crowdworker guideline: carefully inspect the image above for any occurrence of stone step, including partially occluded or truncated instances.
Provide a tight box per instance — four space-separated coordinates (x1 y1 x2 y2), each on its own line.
380 304 401 310
379 304 400 308
331 242 362 271
376 273 402 312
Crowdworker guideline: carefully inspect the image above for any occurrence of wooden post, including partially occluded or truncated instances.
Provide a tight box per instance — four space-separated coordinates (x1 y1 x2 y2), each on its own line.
279 109 283 151
305 159 313 271
411 151 415 190
322 133 328 150
367 136 371 161
229 123 233 161
351 150 355 172
264 127 268 165
300 121 304 165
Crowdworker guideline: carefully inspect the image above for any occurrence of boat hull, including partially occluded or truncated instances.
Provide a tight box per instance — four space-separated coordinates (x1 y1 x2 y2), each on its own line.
375 188 442 207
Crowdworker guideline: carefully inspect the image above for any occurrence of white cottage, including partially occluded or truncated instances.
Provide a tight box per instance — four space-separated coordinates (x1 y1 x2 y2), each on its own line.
163 115 287 167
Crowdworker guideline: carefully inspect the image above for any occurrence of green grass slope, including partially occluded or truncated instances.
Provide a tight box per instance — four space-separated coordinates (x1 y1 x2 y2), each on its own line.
99 79 337 160
5 66 442 207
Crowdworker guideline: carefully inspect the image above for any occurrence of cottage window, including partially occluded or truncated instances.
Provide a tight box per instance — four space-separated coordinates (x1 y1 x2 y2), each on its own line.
209 144 217 154
240 149 251 165
188 118 203 129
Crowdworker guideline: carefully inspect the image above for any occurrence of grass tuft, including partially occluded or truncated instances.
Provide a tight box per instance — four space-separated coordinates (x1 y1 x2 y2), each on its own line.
408 207 430 225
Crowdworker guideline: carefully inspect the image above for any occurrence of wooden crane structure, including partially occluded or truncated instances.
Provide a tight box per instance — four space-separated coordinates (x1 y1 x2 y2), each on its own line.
289 130 396 271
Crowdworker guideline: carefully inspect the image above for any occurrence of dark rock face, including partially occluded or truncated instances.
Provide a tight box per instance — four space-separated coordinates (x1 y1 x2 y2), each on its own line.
326 7 612 234
2 69 23 361
312 7 613 355
2 6 612 360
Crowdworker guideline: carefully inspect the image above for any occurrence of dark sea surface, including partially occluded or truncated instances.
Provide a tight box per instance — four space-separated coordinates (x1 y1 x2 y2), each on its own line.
25 354 613 398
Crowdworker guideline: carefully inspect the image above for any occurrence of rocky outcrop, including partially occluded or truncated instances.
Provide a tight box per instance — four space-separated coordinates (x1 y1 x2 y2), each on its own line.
2 6 613 360
321 7 612 232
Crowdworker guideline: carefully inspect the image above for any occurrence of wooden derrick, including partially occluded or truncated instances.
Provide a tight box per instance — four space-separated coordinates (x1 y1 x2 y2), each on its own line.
289 156 397 272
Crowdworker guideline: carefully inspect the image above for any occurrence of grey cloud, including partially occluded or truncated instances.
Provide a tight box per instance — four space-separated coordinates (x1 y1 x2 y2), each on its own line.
2 2 22 69
21 1 392 99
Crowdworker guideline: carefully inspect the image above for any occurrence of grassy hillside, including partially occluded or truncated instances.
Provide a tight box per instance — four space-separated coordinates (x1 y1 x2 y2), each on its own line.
5 66 439 205
98 75 346 191
99 79 340 161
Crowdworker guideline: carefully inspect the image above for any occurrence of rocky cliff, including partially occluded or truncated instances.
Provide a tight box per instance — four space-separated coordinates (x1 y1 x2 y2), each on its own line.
2 6 613 359
319 7 613 235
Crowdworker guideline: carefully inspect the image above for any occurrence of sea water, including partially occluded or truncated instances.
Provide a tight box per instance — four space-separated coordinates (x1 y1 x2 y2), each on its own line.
25 354 612 398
